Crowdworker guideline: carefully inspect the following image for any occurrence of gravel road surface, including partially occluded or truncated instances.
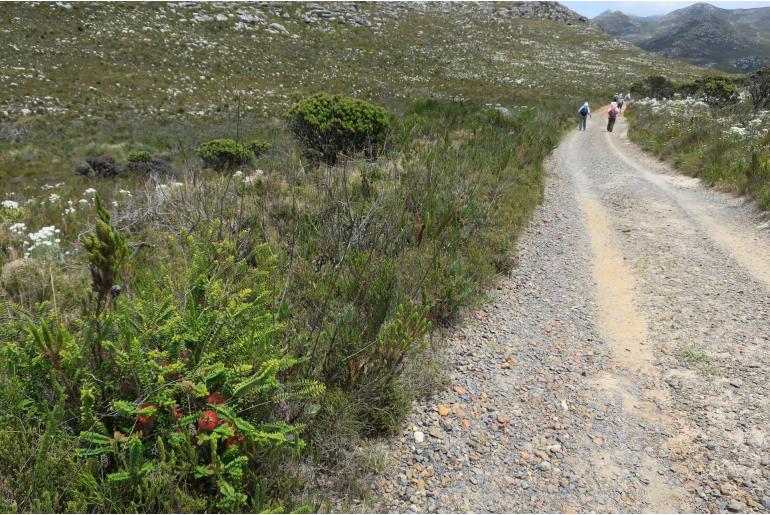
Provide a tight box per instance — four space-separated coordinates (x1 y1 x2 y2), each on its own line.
368 109 770 513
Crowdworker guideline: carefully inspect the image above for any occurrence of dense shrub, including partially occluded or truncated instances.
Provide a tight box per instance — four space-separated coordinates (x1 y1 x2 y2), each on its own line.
1 258 51 305
748 67 770 110
631 75 675 99
286 93 390 165
247 140 273 157
196 139 253 170
127 150 151 163
125 157 175 176
695 75 739 108
0 205 323 511
282 100 567 443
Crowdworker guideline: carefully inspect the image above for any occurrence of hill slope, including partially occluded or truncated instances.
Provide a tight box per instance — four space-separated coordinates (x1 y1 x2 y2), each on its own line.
0 1 704 186
594 3 770 72
0 1 701 118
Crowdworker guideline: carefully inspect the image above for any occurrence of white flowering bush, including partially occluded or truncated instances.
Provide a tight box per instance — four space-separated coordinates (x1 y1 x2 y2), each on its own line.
23 225 62 259
9 222 27 236
629 92 770 211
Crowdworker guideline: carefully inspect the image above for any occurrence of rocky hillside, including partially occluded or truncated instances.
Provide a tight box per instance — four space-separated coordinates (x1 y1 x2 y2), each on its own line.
0 1 701 122
0 1 708 187
594 3 770 72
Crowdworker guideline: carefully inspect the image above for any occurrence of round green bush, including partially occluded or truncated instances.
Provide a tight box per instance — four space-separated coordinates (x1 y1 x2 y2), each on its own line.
286 93 390 165
695 75 739 108
127 150 151 163
247 139 273 157
196 139 253 170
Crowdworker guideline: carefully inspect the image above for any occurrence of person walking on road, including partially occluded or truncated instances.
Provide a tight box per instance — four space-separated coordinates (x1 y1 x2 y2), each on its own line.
578 102 591 131
617 95 625 115
607 102 619 132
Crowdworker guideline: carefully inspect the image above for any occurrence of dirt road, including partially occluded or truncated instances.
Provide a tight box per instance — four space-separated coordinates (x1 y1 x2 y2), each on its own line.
370 109 770 513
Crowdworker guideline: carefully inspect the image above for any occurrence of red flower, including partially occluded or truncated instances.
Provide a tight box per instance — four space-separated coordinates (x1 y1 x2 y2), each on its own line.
198 410 219 431
226 434 243 448
206 393 225 405
137 403 156 428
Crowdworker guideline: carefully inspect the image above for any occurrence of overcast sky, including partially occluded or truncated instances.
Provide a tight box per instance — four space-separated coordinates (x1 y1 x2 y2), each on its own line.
562 1 770 18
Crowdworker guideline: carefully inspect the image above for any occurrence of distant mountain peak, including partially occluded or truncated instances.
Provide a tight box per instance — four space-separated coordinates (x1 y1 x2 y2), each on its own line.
592 2 770 72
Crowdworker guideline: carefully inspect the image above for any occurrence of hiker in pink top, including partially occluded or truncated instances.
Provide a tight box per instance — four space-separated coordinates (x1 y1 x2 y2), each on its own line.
607 102 619 132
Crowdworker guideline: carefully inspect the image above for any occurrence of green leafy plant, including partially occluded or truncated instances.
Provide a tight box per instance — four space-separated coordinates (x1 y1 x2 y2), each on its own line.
695 75 739 108
127 150 151 163
196 139 253 170
630 75 675 99
1 206 324 511
81 195 129 301
247 139 273 157
286 93 390 165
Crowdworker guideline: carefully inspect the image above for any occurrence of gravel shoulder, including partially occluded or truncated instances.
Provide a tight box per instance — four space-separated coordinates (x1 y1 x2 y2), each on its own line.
366 109 770 514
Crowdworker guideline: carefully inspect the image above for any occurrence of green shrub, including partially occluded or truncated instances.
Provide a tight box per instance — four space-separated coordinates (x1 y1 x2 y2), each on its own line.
247 140 273 157
196 139 253 170
675 81 700 97
127 150 151 163
81 196 128 300
0 206 323 511
695 75 739 108
286 93 390 165
748 67 770 110
631 75 675 99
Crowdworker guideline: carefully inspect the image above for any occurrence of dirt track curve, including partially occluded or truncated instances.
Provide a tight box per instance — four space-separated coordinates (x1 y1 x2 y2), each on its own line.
367 108 770 514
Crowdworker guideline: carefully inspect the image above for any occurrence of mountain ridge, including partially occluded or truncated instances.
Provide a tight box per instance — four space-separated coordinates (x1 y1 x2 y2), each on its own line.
593 2 770 72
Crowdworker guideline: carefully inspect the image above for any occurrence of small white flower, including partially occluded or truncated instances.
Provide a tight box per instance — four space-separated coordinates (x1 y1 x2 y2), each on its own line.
83 188 97 196
9 222 26 235
1 200 20 209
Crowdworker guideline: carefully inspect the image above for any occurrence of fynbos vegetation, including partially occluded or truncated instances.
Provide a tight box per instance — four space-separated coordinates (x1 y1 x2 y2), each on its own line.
628 72 770 210
0 96 569 511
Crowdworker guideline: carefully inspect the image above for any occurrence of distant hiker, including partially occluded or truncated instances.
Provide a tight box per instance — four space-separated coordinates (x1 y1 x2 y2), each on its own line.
607 102 619 132
624 93 631 103
612 93 619 104
617 95 625 115
578 102 591 131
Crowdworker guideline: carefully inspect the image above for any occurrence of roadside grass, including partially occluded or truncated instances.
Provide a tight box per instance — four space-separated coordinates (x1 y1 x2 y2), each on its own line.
626 98 770 212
